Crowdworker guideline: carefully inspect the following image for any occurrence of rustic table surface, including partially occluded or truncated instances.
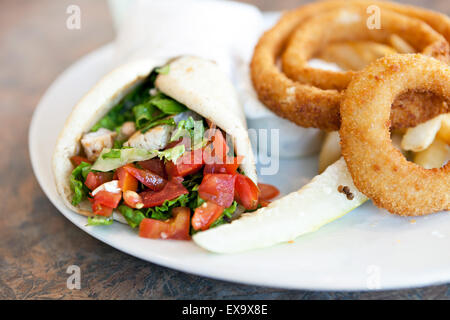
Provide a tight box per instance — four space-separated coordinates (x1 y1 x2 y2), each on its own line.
1 0 449 300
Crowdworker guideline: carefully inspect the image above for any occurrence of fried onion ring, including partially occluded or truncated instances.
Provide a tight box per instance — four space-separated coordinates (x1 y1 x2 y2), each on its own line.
340 54 450 216
250 0 450 130
282 7 449 90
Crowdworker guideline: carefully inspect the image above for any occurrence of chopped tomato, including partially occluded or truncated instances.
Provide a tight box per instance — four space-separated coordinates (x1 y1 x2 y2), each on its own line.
124 164 167 191
123 190 144 209
92 202 113 217
84 172 113 191
139 207 191 240
211 129 229 161
234 174 259 210
258 183 280 201
198 174 235 208
192 201 224 231
140 180 189 208
138 158 167 179
116 166 139 192
203 156 243 175
71 156 91 166
259 200 272 207
93 190 122 209
165 149 204 177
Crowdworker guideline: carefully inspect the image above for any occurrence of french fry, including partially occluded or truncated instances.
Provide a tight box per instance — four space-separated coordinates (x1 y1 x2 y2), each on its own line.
413 138 450 169
437 114 450 144
389 34 415 53
401 115 443 152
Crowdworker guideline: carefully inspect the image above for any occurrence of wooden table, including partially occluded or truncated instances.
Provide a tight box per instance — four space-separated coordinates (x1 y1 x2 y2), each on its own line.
1 0 449 299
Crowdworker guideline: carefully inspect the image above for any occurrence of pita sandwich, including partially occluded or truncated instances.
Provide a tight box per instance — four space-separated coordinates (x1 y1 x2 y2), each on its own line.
52 56 258 236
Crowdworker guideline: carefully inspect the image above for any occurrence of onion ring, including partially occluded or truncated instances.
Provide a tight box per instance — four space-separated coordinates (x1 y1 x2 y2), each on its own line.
340 54 450 216
250 0 450 130
282 7 449 90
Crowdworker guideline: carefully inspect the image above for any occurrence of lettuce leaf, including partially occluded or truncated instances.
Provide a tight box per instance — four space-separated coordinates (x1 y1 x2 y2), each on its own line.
118 205 145 228
157 145 185 162
92 144 185 172
91 77 154 132
92 148 158 172
170 116 206 150
209 201 238 229
70 162 92 206
87 216 114 226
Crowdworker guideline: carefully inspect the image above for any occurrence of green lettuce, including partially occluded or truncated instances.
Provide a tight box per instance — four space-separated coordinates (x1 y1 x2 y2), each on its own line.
118 205 145 228
70 162 92 206
209 201 238 229
170 116 206 150
87 216 114 226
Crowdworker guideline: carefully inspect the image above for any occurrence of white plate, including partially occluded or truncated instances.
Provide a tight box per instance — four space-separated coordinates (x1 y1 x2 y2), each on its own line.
29 43 450 291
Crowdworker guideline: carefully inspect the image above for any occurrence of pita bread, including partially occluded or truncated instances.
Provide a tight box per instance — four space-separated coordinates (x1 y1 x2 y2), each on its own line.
53 56 257 219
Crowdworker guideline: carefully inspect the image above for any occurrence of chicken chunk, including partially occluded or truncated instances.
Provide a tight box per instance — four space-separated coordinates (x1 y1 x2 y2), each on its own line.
117 121 136 141
123 124 173 151
81 128 117 161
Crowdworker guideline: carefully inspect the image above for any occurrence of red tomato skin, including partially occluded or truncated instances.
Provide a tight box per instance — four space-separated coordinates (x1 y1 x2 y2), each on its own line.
92 202 113 217
139 207 191 240
138 159 167 179
124 164 167 191
93 191 122 209
198 174 236 208
165 149 204 178
71 156 91 167
84 172 113 191
192 201 224 231
140 181 189 208
258 183 280 201
211 130 229 161
116 167 139 192
168 207 191 240
234 174 260 210
203 156 242 175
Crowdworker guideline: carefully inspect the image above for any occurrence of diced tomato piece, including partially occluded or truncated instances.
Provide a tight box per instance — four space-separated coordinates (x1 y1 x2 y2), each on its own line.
198 174 235 208
259 200 271 207
71 156 91 166
84 172 113 191
116 166 139 192
192 201 224 231
258 183 280 201
139 207 191 240
165 149 204 178
138 158 167 179
123 190 144 209
140 180 189 208
92 202 113 217
234 174 259 210
93 190 122 209
203 156 243 175
124 164 167 191
211 130 229 161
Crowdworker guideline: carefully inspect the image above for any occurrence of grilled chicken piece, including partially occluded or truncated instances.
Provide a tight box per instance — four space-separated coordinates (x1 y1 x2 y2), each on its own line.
117 121 136 141
123 124 173 151
81 128 117 161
